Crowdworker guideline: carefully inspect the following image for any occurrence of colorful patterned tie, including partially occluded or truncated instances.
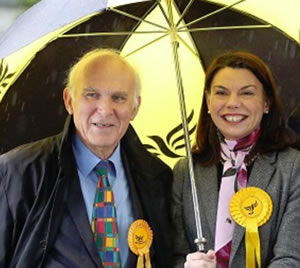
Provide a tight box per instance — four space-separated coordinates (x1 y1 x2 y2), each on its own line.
91 160 121 268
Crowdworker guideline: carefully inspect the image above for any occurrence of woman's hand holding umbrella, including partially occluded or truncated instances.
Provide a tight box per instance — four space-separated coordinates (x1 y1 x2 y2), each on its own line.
184 250 216 268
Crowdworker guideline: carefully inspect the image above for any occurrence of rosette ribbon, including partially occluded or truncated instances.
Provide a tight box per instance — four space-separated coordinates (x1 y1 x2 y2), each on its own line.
137 247 151 268
230 187 273 268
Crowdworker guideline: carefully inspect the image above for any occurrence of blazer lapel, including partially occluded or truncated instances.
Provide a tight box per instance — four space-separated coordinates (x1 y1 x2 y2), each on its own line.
230 153 276 262
194 164 219 244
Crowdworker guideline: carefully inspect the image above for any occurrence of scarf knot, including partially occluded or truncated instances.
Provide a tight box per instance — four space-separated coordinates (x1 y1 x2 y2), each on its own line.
220 128 260 189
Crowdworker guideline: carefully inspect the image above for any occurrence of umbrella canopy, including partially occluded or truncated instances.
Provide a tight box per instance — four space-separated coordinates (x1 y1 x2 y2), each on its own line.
1 0 299 58
209 0 300 42
1 0 299 163
0 0 108 59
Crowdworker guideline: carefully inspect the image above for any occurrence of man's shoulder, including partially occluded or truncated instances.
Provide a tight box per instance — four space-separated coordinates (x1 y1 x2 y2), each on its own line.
0 134 65 206
0 134 61 168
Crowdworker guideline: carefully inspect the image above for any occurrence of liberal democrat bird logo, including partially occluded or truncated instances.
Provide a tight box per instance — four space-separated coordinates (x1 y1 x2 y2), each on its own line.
244 200 258 215
0 59 15 95
143 110 196 158
135 234 145 245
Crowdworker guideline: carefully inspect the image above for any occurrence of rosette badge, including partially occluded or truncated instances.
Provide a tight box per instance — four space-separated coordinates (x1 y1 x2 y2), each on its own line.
230 187 273 268
128 219 153 268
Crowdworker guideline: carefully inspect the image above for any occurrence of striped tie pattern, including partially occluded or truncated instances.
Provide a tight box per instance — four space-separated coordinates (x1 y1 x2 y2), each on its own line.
91 161 121 268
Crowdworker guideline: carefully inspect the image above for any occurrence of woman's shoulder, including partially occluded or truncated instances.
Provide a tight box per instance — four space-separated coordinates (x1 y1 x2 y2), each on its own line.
173 157 188 170
172 157 191 184
262 147 300 170
276 147 300 160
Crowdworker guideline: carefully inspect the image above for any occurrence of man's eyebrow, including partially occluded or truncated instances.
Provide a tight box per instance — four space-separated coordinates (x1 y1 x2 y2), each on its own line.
112 91 128 95
83 87 97 91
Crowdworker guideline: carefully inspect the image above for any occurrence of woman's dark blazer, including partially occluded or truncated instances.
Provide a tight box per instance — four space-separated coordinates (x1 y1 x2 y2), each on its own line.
172 148 300 267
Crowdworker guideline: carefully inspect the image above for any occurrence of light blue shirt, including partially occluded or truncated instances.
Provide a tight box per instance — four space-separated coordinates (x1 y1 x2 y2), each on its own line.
72 134 135 265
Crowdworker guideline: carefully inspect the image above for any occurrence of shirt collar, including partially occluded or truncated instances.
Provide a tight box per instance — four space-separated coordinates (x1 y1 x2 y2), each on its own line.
72 134 121 177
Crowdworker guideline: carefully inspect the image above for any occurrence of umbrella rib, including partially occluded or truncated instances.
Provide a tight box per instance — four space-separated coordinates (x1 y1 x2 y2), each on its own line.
176 33 207 79
179 24 272 32
177 0 246 30
61 31 168 38
175 0 195 27
155 0 171 27
109 6 168 31
176 34 199 59
123 33 169 57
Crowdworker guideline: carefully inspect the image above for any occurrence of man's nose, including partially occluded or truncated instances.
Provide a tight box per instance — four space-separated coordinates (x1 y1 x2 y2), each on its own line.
97 98 113 115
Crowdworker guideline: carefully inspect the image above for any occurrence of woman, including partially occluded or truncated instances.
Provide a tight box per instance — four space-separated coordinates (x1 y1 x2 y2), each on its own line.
172 51 300 268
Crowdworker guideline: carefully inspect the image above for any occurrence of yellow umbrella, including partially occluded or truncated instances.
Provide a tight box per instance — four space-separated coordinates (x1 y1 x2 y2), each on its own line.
1 0 300 250
2 0 297 166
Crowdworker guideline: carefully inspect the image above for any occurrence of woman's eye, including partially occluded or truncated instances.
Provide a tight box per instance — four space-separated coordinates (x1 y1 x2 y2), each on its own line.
242 91 255 96
215 90 227 95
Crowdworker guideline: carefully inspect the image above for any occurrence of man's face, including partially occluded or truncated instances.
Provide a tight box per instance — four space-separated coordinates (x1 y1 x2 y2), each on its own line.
63 56 141 159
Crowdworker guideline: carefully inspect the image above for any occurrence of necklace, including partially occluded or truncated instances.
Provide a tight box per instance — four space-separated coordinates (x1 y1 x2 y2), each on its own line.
245 152 259 167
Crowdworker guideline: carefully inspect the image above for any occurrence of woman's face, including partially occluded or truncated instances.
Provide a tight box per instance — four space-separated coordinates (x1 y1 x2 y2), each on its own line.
206 67 269 140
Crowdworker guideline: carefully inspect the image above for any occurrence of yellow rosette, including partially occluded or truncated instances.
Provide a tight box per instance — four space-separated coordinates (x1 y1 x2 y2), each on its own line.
128 219 153 268
230 187 272 268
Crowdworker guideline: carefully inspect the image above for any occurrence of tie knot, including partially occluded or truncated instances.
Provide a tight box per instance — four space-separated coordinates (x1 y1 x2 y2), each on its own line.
96 160 109 176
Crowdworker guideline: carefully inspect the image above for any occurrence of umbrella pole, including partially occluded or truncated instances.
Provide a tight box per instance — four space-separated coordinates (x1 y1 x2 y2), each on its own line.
166 0 207 252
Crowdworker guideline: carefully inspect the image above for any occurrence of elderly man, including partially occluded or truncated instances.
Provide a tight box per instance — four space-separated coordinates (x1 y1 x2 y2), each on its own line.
0 49 172 268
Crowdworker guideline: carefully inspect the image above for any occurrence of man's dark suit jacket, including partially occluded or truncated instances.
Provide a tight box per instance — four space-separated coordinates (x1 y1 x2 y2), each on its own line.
0 116 173 268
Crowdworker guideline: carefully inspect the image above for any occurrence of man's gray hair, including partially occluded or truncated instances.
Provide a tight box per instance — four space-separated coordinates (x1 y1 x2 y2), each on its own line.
65 48 141 106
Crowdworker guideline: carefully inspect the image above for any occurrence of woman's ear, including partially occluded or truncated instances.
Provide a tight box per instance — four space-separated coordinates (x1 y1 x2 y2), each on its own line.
264 98 270 114
205 91 211 112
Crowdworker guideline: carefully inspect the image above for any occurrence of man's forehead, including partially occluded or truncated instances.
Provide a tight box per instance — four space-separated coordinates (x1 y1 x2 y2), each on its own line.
85 54 129 70
82 87 129 94
71 53 137 97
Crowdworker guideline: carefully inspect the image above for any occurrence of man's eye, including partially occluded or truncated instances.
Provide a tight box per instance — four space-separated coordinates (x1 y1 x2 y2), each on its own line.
112 95 127 102
86 92 98 98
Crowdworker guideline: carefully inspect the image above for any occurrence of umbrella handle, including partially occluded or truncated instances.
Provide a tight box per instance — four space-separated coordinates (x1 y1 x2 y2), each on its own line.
194 237 207 252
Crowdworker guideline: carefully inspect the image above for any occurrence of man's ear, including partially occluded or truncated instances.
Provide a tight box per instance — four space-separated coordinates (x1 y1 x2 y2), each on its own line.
130 96 141 121
63 88 74 115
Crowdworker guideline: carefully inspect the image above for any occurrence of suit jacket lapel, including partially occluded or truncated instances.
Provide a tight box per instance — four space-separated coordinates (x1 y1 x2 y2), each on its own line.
122 152 144 220
230 153 276 262
66 174 103 267
119 151 140 267
54 119 102 267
